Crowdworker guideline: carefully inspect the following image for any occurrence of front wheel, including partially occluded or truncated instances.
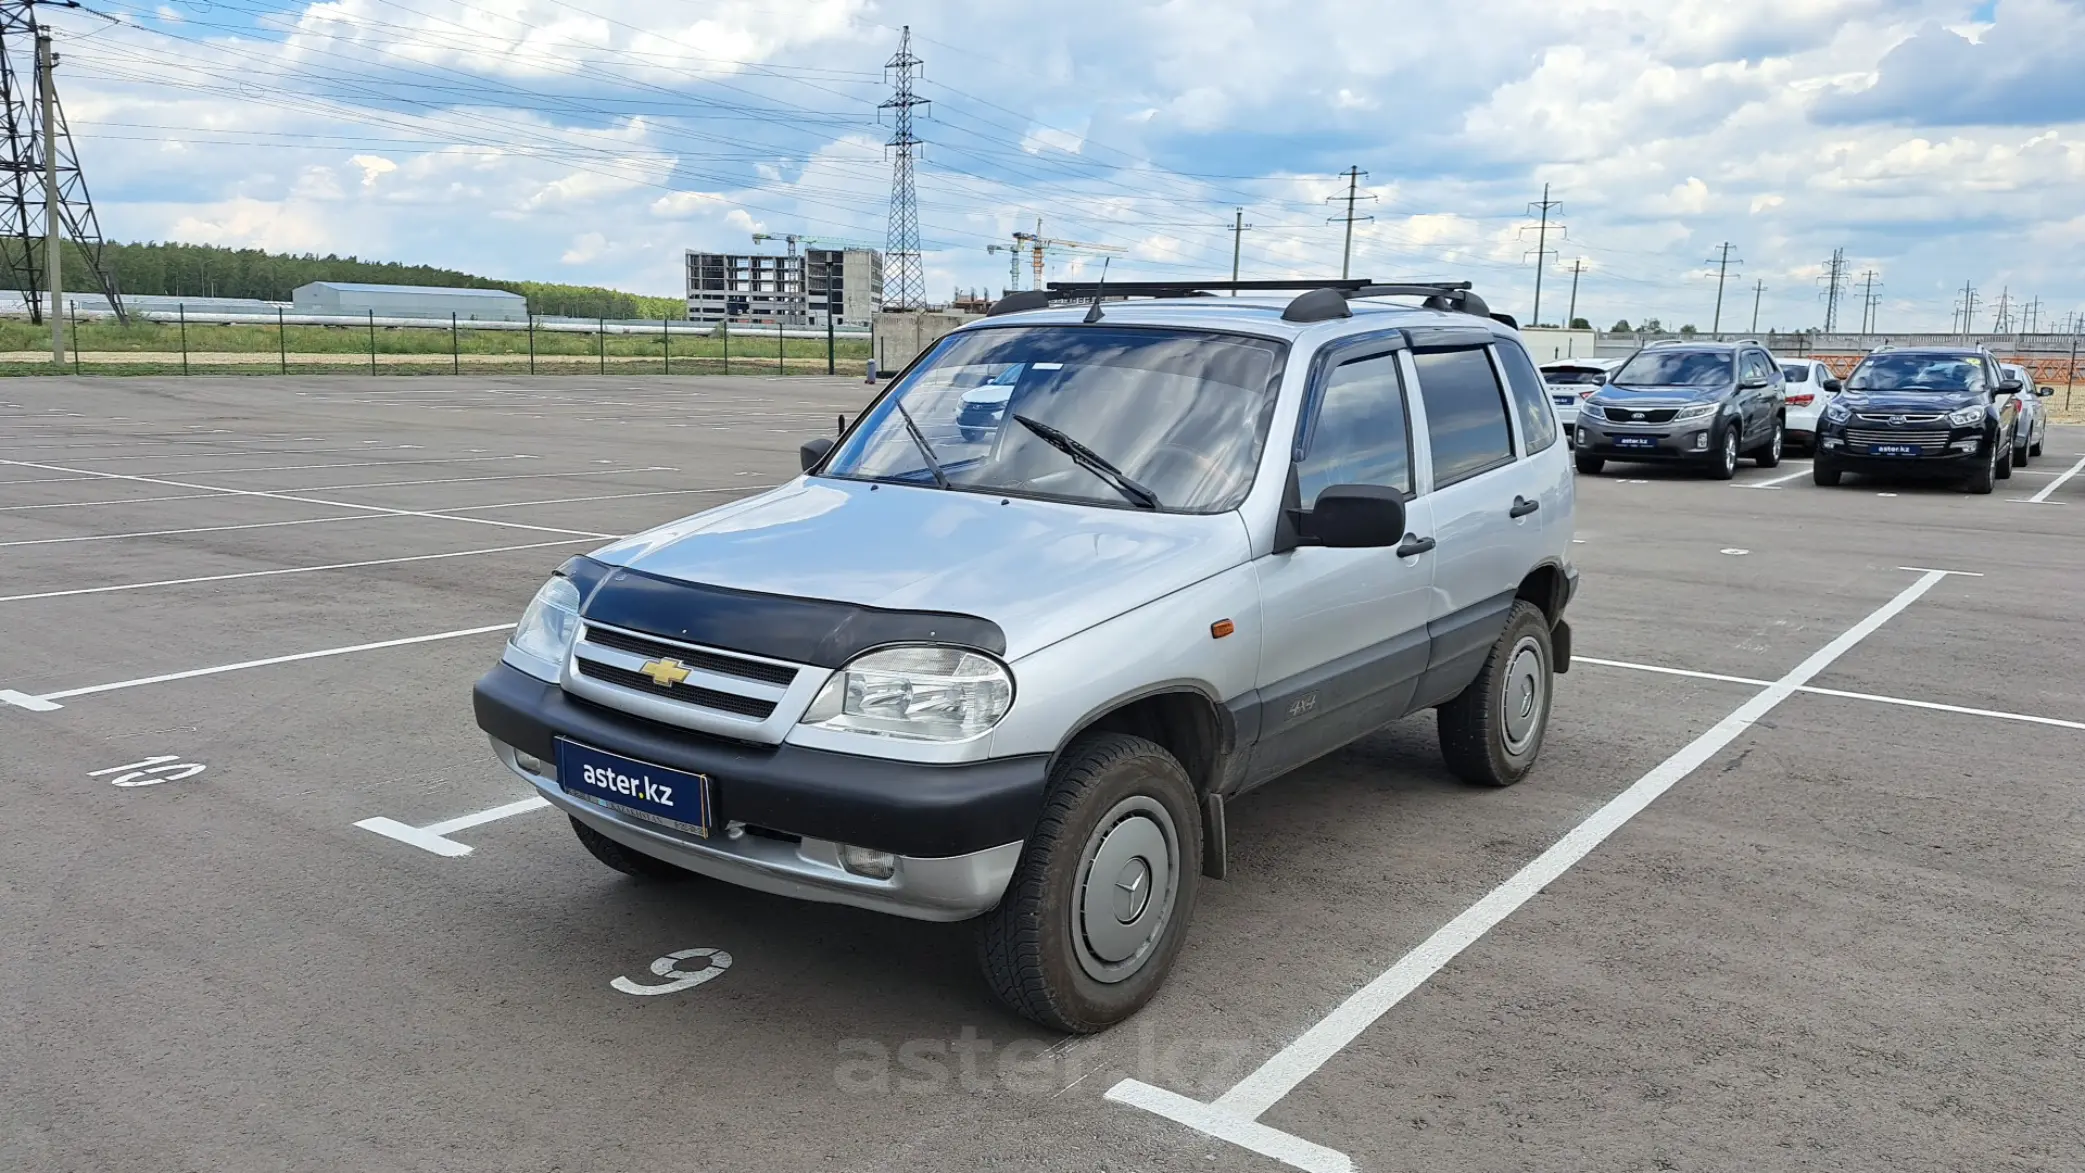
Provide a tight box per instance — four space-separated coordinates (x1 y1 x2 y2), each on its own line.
1707 424 1740 480
1963 440 1997 494
1813 460 1843 487
977 733 1202 1034
1575 454 1605 475
570 816 693 881
1437 601 1554 788
1752 417 1784 467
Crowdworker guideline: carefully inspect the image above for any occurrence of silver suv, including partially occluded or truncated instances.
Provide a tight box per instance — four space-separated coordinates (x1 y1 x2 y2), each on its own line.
473 279 1579 1032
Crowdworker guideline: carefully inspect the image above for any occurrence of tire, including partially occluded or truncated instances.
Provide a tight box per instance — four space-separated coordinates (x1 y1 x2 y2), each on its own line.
569 816 692 881
1996 440 2013 480
2031 438 2043 457
1706 424 1740 480
1752 417 1784 467
1963 440 1997 495
1812 460 1842 487
977 733 1202 1034
1574 455 1605 475
2012 436 2029 467
1437 601 1554 788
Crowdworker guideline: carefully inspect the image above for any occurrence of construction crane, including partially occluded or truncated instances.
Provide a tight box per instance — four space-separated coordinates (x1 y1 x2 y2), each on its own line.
751 232 882 256
986 243 1021 292
1012 218 1125 292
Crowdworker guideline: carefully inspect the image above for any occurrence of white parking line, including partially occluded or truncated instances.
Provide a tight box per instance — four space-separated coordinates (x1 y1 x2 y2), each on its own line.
451 484 774 511
1576 657 2085 732
0 458 613 540
0 624 515 709
288 466 676 493
1107 568 1960 1172
0 539 590 605
0 456 538 482
356 797 552 857
0 491 232 513
1734 466 1814 489
0 514 373 549
2022 454 2085 503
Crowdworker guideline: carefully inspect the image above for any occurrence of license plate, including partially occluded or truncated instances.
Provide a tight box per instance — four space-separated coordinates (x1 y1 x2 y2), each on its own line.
1867 443 1920 457
556 740 712 837
1551 395 1575 406
1614 436 1657 449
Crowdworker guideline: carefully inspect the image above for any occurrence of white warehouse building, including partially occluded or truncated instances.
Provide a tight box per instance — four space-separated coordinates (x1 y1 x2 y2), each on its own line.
292 282 529 322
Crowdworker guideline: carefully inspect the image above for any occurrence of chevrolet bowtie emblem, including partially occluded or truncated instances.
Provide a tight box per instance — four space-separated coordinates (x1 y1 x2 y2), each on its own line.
638 658 692 688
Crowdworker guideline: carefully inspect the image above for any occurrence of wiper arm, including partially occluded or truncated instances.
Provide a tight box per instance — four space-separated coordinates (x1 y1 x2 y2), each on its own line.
1013 413 1161 509
891 398 950 490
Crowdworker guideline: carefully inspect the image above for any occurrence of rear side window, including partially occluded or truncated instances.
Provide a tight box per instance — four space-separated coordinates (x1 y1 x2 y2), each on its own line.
1784 365 1810 383
1413 349 1515 488
1491 342 1559 454
1295 351 1411 506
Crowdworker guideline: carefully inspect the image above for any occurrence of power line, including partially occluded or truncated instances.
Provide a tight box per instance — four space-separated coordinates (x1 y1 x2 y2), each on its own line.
879 25 925 311
1704 242 1741 335
1519 184 1564 326
1325 166 1373 280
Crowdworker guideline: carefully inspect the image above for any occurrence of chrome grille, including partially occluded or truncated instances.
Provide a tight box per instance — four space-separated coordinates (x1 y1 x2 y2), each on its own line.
1853 412 1945 424
582 625 796 686
575 660 778 718
1844 428 1948 447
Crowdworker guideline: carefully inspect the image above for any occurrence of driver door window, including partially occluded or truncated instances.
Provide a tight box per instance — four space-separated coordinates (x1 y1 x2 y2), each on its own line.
1294 351 1412 506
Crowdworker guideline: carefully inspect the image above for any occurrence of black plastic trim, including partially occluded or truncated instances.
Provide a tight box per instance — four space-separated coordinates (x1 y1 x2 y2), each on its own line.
579 564 1005 668
474 664 1048 858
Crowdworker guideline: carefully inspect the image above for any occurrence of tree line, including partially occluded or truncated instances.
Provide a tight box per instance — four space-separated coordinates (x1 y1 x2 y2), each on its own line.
0 240 684 320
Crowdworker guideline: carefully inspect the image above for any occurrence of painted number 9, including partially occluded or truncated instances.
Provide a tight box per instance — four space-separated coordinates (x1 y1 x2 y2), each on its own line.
612 948 733 996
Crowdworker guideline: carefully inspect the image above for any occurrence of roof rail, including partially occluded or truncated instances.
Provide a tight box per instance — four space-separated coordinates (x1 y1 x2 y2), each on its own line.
1029 277 1510 328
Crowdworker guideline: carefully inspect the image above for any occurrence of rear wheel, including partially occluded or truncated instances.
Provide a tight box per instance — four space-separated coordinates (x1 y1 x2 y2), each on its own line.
1574 454 1605 475
977 733 1201 1034
2013 435 2030 466
570 816 692 881
1707 424 1740 480
1437 601 1554 788
1996 439 2014 480
1752 417 1785 467
2031 437 2044 457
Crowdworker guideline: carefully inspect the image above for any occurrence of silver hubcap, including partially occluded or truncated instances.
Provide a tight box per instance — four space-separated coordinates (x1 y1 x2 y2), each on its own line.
1770 425 1782 459
1723 430 1737 473
1500 635 1547 756
1073 797 1180 984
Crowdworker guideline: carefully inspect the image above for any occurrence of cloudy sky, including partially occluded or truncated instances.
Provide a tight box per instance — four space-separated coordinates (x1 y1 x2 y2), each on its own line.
42 0 2085 331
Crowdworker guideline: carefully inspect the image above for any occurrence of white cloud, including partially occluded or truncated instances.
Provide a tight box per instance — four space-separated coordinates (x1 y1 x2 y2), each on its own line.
348 154 396 189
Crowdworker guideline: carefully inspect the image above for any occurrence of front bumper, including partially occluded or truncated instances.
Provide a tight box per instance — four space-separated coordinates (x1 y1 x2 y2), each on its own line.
473 663 1047 921
1815 423 1989 472
1573 418 1721 460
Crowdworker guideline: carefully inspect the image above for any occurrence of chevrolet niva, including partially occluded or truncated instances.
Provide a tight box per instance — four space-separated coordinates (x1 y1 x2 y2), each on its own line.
473 279 1578 1032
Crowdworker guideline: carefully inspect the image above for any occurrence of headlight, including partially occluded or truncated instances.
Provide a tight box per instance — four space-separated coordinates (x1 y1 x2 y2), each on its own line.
801 646 1013 741
1824 401 1853 423
1947 405 1985 427
508 575 582 680
1579 402 1605 420
1673 402 1720 421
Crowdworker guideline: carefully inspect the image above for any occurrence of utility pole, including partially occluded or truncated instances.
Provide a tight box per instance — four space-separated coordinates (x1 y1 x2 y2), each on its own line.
879 26 927 312
1857 269 1881 334
1705 242 1740 336
37 28 56 365
2023 296 2040 335
1519 184 1565 326
1992 286 2012 334
1750 279 1766 334
1819 248 1846 332
1226 207 1252 294
1324 167 1373 280
1564 257 1585 327
1955 279 1979 338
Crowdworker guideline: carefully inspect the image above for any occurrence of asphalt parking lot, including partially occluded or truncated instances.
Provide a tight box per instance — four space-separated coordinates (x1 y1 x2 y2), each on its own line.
4 374 2081 1173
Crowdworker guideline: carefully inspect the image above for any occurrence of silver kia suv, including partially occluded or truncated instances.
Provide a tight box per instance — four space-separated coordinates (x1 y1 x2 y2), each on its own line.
474 279 1579 1032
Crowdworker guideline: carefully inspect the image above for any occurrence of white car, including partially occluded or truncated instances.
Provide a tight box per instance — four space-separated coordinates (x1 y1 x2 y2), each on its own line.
1777 358 1842 451
1999 363 2050 465
1539 358 1616 428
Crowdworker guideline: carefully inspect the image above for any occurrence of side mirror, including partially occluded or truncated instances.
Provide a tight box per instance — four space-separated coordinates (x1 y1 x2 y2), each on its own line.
2037 386 2054 397
800 436 835 472
1740 375 1768 390
1823 378 1844 394
1998 376 2025 394
1304 484 1407 548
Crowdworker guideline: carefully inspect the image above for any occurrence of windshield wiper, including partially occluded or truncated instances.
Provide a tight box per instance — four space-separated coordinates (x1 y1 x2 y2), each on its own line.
1013 414 1161 509
891 399 951 490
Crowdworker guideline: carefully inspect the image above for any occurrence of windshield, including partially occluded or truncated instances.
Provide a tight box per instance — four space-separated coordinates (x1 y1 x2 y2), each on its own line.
1848 354 1987 393
822 325 1286 512
1611 350 1732 387
1542 368 1606 385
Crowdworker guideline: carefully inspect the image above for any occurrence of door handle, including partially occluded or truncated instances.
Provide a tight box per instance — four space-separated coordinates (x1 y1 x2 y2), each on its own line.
1395 533 1435 557
1509 496 1540 519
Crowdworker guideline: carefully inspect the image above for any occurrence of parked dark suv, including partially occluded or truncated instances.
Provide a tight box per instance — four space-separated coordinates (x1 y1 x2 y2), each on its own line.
1572 340 1785 479
1813 347 2020 494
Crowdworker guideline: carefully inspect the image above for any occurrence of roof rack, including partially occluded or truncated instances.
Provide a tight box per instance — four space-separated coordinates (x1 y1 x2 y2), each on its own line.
992 278 1513 328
